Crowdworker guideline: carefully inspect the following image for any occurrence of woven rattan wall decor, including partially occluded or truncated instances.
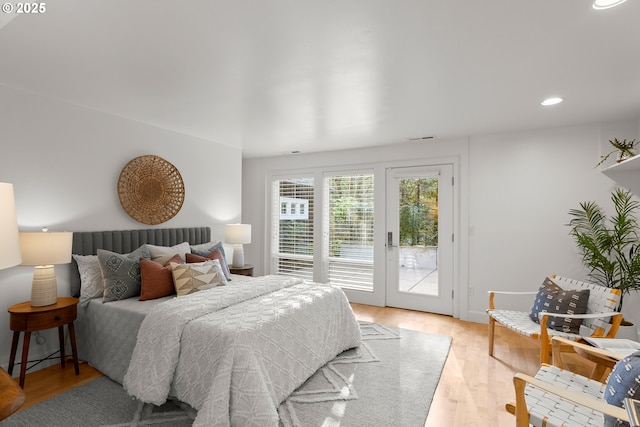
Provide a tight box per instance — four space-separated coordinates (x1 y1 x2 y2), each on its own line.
117 155 185 225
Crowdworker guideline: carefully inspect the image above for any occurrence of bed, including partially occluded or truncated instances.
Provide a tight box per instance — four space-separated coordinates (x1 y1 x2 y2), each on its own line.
70 227 362 427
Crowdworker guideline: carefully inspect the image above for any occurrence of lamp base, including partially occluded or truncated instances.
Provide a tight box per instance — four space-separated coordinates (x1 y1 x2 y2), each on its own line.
231 244 245 267
30 265 58 307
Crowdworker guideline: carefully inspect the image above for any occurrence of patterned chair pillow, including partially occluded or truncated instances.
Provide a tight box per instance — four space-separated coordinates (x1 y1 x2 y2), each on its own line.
604 351 640 427
529 277 590 333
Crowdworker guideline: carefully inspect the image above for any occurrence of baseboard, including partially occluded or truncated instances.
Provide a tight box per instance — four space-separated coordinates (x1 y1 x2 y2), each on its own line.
467 310 489 324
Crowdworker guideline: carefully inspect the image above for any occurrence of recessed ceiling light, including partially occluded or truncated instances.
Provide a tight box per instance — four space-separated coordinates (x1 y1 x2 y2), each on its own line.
541 97 563 106
593 0 627 10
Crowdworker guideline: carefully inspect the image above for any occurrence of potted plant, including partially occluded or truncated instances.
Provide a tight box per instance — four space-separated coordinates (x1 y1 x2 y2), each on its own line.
568 188 640 323
596 138 638 167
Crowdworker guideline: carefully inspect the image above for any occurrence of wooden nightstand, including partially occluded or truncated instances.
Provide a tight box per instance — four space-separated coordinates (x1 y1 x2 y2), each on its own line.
229 264 254 277
7 297 80 387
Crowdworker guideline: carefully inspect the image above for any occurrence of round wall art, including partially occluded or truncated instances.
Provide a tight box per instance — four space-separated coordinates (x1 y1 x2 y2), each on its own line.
117 155 185 225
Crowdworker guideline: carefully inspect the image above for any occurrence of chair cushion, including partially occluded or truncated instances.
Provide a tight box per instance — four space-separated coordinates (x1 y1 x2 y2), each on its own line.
526 364 606 427
529 277 590 334
604 351 640 427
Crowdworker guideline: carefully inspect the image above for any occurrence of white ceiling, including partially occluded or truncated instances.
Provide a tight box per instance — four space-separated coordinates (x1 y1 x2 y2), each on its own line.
1 0 639 158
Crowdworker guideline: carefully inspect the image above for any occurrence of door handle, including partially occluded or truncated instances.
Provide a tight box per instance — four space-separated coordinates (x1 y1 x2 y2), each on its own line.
387 232 394 249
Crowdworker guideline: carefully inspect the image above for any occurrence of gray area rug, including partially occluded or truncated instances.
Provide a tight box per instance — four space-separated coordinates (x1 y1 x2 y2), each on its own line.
1 322 451 427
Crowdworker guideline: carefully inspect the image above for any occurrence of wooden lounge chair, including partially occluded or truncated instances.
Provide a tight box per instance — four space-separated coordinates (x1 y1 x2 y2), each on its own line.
0 367 24 421
487 275 623 364
509 336 630 427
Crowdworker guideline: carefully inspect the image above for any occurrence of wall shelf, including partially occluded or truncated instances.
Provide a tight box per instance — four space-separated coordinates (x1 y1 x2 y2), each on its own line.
601 154 640 195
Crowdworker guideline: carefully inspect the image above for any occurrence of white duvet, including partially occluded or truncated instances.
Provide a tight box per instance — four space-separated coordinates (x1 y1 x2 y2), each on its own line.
123 275 362 426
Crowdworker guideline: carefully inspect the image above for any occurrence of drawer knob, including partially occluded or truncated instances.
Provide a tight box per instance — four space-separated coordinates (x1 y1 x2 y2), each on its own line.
54 316 60 321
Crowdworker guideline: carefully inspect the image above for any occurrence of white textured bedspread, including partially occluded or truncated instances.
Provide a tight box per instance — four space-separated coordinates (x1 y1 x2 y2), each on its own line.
123 275 362 426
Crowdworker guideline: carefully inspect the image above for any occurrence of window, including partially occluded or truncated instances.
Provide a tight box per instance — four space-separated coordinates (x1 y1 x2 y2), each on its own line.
271 178 314 280
270 172 374 290
325 174 374 289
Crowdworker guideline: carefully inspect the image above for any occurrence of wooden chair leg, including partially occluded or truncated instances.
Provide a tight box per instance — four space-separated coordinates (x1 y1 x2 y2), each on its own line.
488 316 496 356
513 376 530 427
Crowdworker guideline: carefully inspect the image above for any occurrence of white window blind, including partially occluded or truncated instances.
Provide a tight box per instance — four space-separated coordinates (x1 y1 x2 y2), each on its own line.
271 177 314 280
324 174 374 290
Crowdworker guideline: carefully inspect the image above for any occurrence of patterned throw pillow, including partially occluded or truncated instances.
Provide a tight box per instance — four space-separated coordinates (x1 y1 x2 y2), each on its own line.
190 241 231 280
529 277 590 334
171 259 227 297
97 245 151 302
604 351 640 427
73 254 103 307
139 254 183 301
185 249 231 280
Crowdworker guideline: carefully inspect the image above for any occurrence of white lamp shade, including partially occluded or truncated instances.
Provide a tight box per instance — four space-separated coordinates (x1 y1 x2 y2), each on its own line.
225 224 252 244
0 183 22 270
20 231 73 266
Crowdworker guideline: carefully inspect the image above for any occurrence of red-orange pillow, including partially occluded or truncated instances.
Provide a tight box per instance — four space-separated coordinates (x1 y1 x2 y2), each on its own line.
139 254 183 301
186 249 230 280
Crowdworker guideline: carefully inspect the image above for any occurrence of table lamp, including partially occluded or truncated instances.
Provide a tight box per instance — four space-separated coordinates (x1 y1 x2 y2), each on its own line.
0 183 22 270
225 223 251 267
0 183 25 420
19 229 73 307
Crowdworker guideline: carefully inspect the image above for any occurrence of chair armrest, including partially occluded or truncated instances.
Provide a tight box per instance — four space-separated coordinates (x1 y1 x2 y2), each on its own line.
487 290 538 310
0 367 25 421
513 372 628 421
551 336 623 364
540 311 621 320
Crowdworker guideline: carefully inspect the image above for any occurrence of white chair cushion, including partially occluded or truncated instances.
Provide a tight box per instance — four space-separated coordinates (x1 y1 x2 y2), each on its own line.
489 309 583 340
525 365 605 427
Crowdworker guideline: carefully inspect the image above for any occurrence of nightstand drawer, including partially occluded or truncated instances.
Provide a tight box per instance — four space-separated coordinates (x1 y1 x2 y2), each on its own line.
9 301 77 332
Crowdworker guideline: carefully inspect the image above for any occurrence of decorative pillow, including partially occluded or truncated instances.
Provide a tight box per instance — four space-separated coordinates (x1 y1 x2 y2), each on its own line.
529 277 590 334
185 249 231 280
73 254 103 308
171 259 227 296
190 241 231 280
604 351 640 427
97 245 151 303
139 254 183 301
146 242 190 265
189 241 223 253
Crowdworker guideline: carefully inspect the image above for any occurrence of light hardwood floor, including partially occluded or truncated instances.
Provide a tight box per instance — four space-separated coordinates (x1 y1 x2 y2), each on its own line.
11 304 551 426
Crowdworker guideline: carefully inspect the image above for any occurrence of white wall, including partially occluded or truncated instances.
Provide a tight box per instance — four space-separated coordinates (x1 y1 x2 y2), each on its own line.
0 85 243 369
243 119 640 324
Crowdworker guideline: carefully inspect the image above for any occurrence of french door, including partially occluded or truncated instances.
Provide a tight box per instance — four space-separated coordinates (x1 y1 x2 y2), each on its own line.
385 165 454 315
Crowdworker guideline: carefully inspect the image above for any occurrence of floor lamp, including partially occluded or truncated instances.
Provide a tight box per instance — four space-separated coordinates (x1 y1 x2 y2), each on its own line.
0 182 26 418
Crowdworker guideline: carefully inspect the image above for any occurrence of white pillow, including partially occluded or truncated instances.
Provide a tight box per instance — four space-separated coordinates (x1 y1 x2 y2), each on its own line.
73 254 103 307
171 259 227 296
147 242 190 265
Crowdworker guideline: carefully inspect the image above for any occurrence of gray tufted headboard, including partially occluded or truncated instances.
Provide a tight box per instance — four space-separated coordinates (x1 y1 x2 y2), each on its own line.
69 227 211 297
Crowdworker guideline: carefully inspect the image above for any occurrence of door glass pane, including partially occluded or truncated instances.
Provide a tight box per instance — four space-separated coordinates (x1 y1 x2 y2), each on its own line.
398 177 438 295
326 174 374 290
